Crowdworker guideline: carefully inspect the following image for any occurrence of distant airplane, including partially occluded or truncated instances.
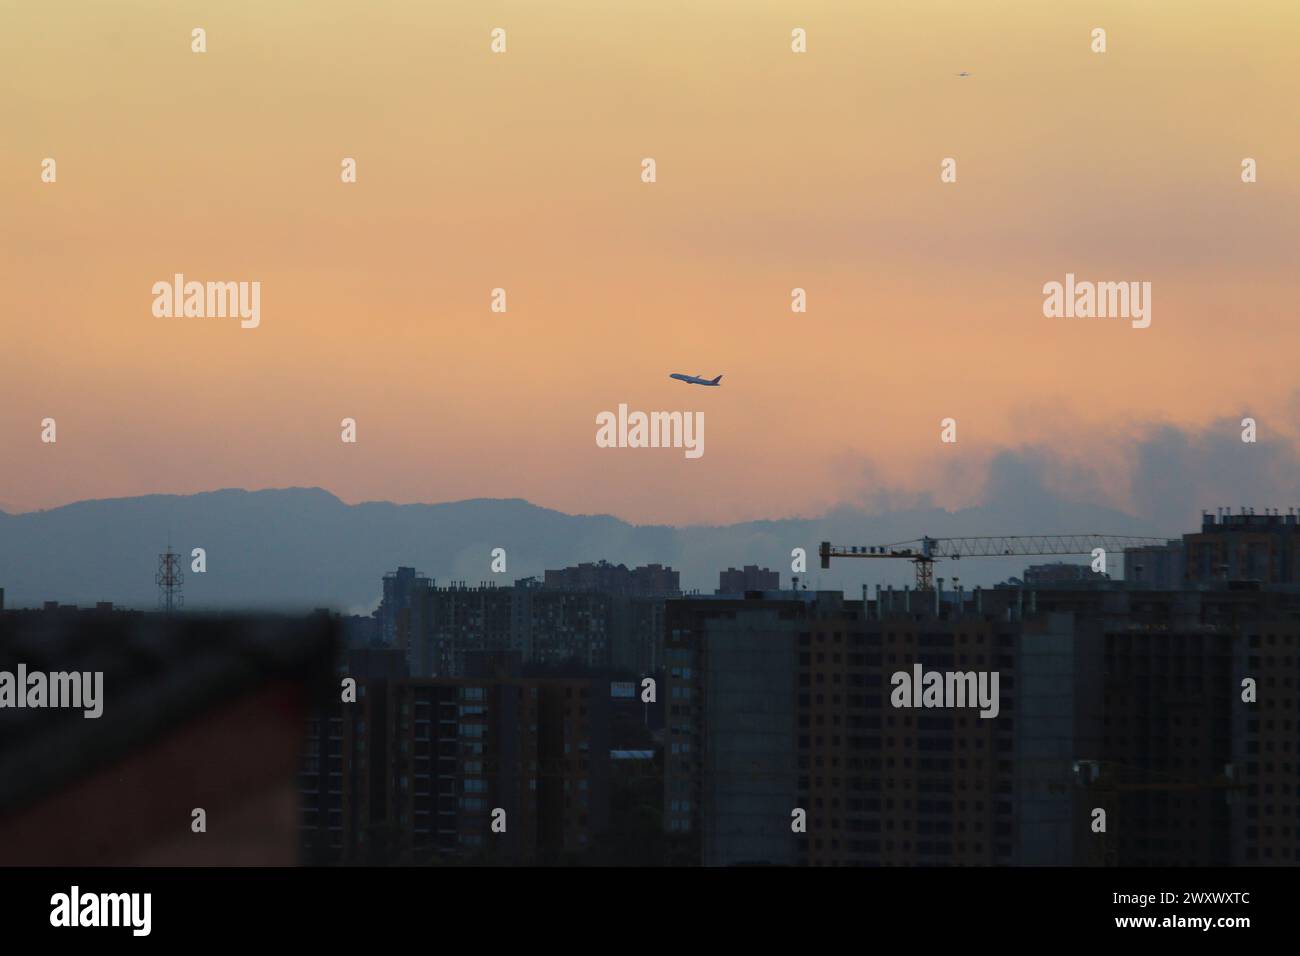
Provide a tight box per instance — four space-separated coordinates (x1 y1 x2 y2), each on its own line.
670 373 723 386
956 71 973 77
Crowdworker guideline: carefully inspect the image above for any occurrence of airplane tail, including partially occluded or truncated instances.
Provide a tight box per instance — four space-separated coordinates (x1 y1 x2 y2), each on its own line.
710 374 722 385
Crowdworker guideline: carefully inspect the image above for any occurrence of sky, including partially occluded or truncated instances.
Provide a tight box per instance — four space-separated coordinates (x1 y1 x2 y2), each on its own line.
2 1 1297 527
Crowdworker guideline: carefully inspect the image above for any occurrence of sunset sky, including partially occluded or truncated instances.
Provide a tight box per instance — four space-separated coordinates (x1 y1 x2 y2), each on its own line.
3 1 1297 526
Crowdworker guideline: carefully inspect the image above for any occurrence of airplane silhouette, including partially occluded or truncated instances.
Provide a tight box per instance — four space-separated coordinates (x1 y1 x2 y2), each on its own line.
670 373 723 386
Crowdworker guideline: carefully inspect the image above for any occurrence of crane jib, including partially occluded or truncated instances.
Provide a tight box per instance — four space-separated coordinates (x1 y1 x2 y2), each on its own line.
819 535 1169 585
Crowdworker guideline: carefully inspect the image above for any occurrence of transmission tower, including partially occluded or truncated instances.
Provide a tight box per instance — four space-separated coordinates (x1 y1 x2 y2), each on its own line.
156 546 184 613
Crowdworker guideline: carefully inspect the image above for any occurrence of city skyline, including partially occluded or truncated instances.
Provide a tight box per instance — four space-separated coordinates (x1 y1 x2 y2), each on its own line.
0 483 1191 611
3 0 1296 929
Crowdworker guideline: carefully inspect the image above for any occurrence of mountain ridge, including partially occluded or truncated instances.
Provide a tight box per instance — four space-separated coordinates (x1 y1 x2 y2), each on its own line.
0 487 1168 611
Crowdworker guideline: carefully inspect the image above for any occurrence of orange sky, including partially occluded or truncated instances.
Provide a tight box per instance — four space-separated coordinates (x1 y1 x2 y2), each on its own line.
3 1 1297 524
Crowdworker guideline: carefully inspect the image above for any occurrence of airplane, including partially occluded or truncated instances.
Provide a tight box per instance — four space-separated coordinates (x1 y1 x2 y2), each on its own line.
955 71 973 78
670 372 723 386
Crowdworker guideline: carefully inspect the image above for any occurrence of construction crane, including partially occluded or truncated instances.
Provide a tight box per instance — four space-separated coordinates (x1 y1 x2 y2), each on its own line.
819 534 1168 591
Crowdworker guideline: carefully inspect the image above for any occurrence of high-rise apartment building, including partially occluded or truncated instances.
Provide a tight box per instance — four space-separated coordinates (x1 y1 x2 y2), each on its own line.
543 560 680 597
1184 510 1300 585
377 570 670 677
665 585 1300 867
717 566 780 594
301 675 609 865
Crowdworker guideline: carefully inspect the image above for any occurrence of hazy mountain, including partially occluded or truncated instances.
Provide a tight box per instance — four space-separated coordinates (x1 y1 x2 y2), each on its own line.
0 486 1169 611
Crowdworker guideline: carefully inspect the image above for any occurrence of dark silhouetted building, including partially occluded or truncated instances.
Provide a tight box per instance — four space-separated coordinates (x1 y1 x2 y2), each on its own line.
1123 540 1184 588
1184 509 1300 585
301 674 609 865
1124 509 1300 588
717 565 780 594
665 584 1300 867
665 591 1017 866
382 567 431 641
544 560 680 597
348 646 410 680
376 570 669 678
1022 562 1105 585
